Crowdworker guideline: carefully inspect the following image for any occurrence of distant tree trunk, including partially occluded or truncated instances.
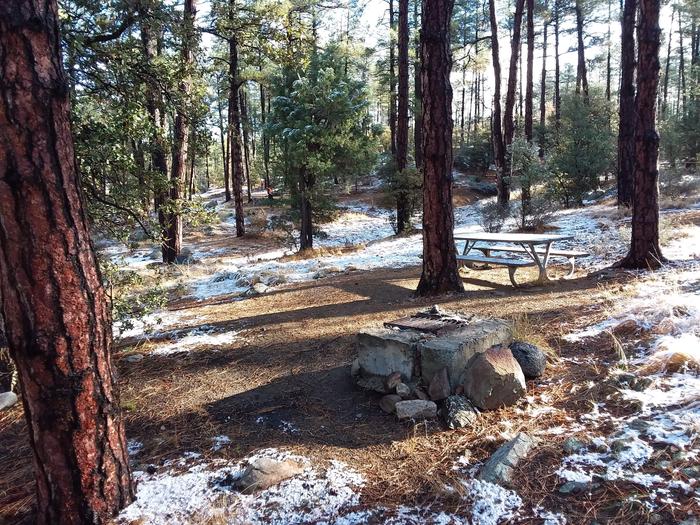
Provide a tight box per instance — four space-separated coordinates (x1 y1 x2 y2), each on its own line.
298 165 314 250
678 15 687 114
539 4 549 158
606 0 612 103
206 146 210 190
217 82 231 201
617 0 636 207
489 0 507 205
413 0 423 169
503 0 526 199
662 7 675 117
188 146 196 199
228 32 245 237
416 0 464 296
259 77 271 190
523 0 534 221
554 0 561 127
0 1 133 523
618 0 664 268
389 0 397 156
140 7 169 253
574 0 589 100
164 0 196 263
240 88 252 203
396 0 410 233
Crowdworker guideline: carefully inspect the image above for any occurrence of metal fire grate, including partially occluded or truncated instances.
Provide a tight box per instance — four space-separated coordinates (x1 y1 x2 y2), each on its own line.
384 309 474 336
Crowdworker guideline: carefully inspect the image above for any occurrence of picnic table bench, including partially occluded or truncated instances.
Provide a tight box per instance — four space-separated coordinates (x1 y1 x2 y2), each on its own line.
453 232 588 287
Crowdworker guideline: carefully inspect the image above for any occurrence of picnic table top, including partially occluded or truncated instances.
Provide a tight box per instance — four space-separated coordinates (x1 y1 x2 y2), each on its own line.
452 231 574 243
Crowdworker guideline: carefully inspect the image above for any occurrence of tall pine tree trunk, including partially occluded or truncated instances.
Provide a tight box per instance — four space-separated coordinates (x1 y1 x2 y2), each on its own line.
416 0 464 296
503 0 526 199
165 0 196 263
618 0 664 268
396 0 410 233
539 5 548 158
413 0 423 169
217 79 231 202
522 0 535 224
489 0 507 205
228 32 245 237
662 8 675 118
554 0 561 127
389 0 397 156
617 0 636 207
574 0 589 100
240 88 252 203
0 1 133 522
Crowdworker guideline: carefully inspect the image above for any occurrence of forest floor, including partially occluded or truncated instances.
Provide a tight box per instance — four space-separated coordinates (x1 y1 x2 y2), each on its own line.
1 173 699 524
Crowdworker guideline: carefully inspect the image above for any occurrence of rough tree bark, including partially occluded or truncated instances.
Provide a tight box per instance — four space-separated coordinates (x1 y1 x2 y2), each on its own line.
618 0 665 269
389 0 397 156
217 78 231 201
662 7 675 118
489 0 507 205
522 0 535 222
140 5 170 252
228 32 246 237
240 88 252 203
416 0 464 296
503 0 526 205
539 1 549 157
413 0 423 169
617 0 637 207
554 0 561 126
396 0 410 233
574 0 589 100
0 1 133 523
164 0 196 263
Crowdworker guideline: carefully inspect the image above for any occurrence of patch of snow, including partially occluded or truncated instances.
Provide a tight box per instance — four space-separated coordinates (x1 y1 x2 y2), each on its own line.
210 435 231 452
127 440 143 457
151 326 238 356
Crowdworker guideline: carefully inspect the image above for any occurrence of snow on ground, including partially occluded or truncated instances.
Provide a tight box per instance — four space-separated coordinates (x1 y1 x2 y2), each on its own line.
150 326 239 356
118 448 555 525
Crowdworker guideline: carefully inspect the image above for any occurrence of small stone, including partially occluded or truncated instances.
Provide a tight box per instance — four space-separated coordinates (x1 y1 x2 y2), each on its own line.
124 354 144 363
558 481 600 494
656 460 672 470
251 282 268 295
508 341 547 379
413 386 429 401
478 433 539 487
385 372 402 391
0 391 18 411
428 367 451 401
441 395 479 429
146 464 157 475
628 418 651 432
233 457 304 494
395 382 411 398
379 394 402 414
612 319 640 337
395 399 438 420
682 467 700 479
562 437 586 455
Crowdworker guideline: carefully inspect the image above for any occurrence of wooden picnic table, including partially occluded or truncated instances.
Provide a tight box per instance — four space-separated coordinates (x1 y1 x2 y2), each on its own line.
453 231 583 287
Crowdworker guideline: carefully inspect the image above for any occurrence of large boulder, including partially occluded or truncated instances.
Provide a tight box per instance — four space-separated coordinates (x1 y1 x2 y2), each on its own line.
418 319 512 389
508 341 547 379
395 399 438 420
233 457 304 494
478 433 539 487
428 367 451 401
0 391 18 411
463 346 526 410
355 329 422 392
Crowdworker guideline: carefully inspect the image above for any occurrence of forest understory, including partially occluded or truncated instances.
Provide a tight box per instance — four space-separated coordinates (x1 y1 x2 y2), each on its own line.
2 174 699 525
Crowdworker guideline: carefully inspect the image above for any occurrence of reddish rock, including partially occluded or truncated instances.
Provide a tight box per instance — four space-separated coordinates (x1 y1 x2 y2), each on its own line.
463 346 526 410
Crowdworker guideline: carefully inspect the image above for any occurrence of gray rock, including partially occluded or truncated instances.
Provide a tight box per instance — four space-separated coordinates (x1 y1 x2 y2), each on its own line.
428 367 451 401
508 341 547 379
562 437 587 455
252 282 269 295
379 394 402 414
682 466 700 479
463 346 526 410
413 386 429 401
418 318 512 389
124 354 144 363
0 391 18 411
395 382 411 398
233 457 304 494
395 399 438 420
478 433 539 487
441 395 479 429
558 481 600 494
385 372 402 391
355 329 421 392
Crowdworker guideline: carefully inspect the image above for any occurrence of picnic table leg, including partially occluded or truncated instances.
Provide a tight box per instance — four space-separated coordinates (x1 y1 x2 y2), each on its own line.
519 242 552 284
508 267 522 288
